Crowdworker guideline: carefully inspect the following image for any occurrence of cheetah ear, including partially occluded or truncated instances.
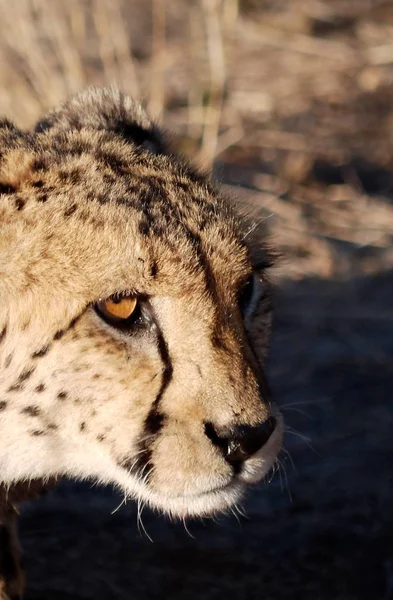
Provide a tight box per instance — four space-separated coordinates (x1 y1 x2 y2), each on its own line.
34 87 167 155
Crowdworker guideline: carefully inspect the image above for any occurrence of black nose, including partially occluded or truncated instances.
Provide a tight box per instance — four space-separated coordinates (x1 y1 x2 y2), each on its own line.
205 417 277 467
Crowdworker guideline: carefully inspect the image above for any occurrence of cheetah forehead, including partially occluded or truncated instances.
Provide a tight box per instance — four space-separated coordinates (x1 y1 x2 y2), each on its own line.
0 88 268 305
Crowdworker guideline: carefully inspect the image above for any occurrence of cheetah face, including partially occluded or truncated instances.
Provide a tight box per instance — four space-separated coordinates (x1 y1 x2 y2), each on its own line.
0 88 283 518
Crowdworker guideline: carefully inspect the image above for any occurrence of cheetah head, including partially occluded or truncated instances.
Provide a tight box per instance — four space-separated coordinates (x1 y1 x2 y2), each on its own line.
0 88 283 518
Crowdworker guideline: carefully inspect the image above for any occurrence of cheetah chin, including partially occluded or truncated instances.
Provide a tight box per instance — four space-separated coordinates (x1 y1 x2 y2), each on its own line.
0 86 283 597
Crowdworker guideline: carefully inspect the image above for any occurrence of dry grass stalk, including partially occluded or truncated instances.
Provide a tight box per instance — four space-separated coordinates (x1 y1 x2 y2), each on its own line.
0 0 141 125
92 0 140 96
187 5 206 141
198 0 226 169
148 0 166 119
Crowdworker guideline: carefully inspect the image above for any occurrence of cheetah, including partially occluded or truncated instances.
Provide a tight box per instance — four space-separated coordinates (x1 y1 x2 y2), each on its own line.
0 87 283 598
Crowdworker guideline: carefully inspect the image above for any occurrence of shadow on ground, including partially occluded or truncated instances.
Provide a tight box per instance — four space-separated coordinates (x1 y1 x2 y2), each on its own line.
19 267 393 600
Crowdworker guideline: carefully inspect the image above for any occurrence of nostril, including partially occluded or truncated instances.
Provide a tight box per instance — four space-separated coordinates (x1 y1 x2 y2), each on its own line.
204 422 228 454
204 417 277 467
227 418 276 464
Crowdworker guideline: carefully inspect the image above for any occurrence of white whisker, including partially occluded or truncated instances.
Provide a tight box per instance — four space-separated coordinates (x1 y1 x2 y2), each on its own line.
182 517 195 539
281 447 297 475
137 499 153 543
111 493 127 515
277 457 292 503
285 426 320 455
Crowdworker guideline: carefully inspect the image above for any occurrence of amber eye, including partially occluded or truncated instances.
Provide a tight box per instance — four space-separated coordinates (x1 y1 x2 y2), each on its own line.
94 295 142 328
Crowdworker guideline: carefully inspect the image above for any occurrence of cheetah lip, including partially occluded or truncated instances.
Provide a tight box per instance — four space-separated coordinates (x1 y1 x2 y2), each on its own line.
165 479 240 500
140 480 245 518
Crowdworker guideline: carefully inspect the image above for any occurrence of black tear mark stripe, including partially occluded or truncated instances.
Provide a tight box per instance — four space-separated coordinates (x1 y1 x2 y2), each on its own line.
127 229 224 479
0 326 6 344
127 325 173 480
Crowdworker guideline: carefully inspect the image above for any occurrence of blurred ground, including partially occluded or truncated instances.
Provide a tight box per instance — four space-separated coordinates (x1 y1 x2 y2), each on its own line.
0 0 391 598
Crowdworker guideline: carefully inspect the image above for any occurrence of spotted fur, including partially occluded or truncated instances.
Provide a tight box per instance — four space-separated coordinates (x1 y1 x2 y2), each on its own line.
0 87 282 598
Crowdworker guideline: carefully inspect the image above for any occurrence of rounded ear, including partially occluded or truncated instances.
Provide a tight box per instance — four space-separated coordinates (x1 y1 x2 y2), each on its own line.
34 86 168 155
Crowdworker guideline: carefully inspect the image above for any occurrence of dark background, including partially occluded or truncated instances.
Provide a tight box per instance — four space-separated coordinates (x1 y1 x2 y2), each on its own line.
1 1 392 598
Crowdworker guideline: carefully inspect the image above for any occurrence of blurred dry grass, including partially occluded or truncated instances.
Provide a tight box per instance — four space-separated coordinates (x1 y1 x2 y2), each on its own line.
0 0 392 283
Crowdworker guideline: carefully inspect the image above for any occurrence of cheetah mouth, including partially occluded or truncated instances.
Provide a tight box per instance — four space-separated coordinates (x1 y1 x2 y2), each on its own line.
114 416 283 518
131 425 282 518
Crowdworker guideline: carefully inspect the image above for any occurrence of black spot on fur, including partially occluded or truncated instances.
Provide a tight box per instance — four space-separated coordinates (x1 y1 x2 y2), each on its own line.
57 391 68 400
16 368 35 384
97 434 105 442
150 263 158 278
95 150 129 175
15 197 25 211
32 180 44 189
96 194 108 205
176 180 189 193
7 383 21 393
30 430 45 436
56 314 81 341
0 401 7 411
4 354 12 369
59 169 81 185
139 220 150 236
35 383 45 393
64 203 77 217
32 158 47 171
80 422 86 431
32 345 51 358
21 405 41 417
0 326 6 344
0 183 16 194
48 423 58 430
37 193 48 203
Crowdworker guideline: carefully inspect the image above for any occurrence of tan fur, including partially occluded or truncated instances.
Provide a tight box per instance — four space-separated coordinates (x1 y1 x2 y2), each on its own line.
0 87 282 597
